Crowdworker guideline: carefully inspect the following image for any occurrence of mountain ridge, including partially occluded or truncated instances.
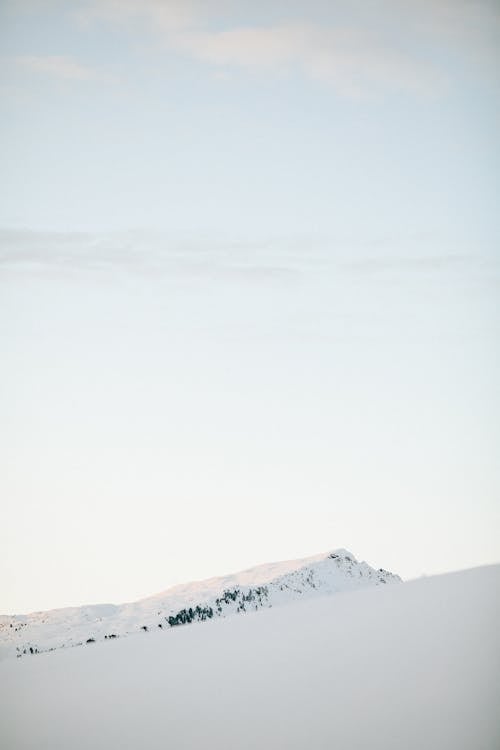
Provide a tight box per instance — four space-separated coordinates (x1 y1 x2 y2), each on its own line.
0 548 401 660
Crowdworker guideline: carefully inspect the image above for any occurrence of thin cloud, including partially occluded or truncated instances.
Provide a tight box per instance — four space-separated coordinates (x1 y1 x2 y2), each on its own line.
13 55 115 83
75 0 203 32
171 24 443 97
74 0 500 96
342 255 472 275
0 229 302 284
1 229 481 287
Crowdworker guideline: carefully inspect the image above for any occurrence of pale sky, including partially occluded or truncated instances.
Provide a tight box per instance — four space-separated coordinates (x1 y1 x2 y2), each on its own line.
1 0 499 614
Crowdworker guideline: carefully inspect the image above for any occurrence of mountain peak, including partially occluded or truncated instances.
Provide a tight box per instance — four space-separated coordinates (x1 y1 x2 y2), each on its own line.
326 548 357 561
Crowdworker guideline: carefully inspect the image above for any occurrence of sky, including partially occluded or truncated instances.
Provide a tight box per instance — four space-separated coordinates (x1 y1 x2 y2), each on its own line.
0 0 499 614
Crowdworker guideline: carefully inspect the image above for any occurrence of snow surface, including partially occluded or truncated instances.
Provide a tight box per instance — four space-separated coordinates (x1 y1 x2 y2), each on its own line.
1 564 499 750
0 548 400 660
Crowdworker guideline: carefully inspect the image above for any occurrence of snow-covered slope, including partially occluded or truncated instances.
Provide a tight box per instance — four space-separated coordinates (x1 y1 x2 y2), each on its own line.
0 548 400 660
1 564 498 750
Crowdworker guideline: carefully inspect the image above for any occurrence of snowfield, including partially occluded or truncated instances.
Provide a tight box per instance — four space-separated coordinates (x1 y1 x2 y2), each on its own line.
1 563 499 750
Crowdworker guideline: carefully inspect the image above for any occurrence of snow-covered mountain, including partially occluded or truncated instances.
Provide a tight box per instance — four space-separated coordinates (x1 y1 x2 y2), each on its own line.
0 548 400 660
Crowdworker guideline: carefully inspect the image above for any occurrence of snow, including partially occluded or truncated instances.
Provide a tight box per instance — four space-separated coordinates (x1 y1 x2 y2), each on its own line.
0 548 400 660
1 563 499 750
